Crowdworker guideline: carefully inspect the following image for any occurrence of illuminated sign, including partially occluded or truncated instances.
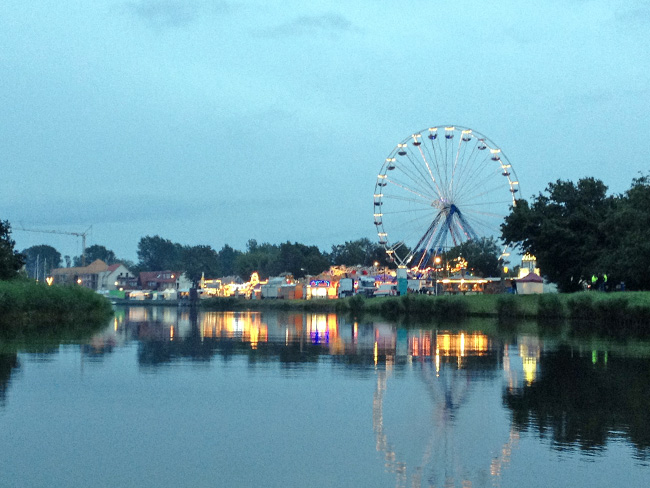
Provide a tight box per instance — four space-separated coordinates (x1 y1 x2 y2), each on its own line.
309 280 330 287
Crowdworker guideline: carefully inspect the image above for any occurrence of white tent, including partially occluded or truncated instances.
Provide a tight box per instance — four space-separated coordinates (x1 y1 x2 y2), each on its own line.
516 272 544 295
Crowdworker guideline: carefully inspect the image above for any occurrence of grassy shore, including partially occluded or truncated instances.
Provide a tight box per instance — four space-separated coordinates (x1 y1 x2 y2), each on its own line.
202 291 650 336
0 280 113 336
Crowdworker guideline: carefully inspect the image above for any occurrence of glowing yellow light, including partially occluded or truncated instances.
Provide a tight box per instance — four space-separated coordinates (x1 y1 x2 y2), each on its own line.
45 276 54 286
523 357 537 385
445 126 454 131
77 279 82 284
386 158 395 162
490 148 501 154
374 193 383 198
462 129 472 134
374 341 378 365
378 174 387 179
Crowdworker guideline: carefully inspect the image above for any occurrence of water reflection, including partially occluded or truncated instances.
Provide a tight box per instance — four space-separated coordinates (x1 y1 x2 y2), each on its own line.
1 307 649 487
0 353 19 407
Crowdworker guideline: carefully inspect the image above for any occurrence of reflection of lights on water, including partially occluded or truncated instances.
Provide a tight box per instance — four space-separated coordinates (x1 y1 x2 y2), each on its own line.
170 326 174 340
232 315 245 333
374 341 378 366
523 357 536 385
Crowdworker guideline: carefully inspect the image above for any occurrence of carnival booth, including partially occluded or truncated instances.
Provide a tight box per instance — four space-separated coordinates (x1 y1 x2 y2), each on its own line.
516 272 544 294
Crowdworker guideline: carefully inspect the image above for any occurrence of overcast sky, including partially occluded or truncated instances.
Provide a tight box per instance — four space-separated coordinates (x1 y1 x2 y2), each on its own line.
2 0 649 261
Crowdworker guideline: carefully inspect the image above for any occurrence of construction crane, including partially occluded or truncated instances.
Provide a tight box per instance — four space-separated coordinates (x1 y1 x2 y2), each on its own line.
17 225 92 266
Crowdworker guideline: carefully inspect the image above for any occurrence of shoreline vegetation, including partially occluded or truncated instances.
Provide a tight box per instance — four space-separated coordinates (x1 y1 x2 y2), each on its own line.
0 280 113 338
201 292 650 336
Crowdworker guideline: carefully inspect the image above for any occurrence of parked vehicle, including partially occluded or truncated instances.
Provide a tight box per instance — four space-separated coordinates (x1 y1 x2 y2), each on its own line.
373 283 397 297
357 277 376 297
338 278 355 298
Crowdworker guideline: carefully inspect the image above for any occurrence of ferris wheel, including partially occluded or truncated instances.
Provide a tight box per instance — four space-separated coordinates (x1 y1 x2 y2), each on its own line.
374 125 520 269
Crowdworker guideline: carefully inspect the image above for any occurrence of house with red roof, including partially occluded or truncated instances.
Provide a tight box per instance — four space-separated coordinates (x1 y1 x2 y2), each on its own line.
138 271 192 292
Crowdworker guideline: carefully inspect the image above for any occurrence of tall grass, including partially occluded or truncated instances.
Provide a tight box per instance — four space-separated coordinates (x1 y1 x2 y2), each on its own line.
0 280 113 333
537 293 565 320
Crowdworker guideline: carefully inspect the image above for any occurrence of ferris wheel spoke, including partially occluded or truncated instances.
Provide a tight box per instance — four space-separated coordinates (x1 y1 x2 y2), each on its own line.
400 144 439 195
452 144 483 195
452 153 498 197
386 176 438 202
411 143 445 198
459 181 512 206
460 212 502 235
392 163 440 199
424 133 449 192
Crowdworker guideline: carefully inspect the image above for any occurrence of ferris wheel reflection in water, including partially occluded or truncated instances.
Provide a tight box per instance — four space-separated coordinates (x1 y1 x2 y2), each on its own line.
102 308 541 487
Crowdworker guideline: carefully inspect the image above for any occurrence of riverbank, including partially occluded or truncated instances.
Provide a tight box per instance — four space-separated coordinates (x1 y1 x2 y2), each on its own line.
0 280 113 335
201 292 650 335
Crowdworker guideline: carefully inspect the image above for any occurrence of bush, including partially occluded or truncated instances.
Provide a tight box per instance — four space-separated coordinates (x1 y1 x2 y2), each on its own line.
537 294 565 320
431 296 469 320
496 295 520 320
566 293 595 321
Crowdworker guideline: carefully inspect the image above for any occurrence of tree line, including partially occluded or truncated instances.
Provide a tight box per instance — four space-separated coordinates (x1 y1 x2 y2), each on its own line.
3 231 395 284
501 174 650 292
5 171 650 291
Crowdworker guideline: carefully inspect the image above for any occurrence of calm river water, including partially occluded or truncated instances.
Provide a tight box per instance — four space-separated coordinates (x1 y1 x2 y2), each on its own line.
1 306 649 487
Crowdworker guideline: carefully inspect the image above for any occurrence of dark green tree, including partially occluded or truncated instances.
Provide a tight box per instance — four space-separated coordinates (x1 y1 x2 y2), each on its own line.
74 244 117 266
22 244 62 279
501 178 613 292
597 174 650 290
0 220 24 280
445 237 502 277
278 242 329 278
235 242 281 279
217 244 241 277
329 238 389 267
137 235 183 271
180 245 221 285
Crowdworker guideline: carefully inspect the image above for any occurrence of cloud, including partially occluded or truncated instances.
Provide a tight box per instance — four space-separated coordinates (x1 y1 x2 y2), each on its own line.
119 0 237 28
614 6 650 27
121 0 200 28
257 13 358 38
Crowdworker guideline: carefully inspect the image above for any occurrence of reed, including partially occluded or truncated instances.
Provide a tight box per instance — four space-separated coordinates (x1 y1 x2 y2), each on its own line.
0 279 113 333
